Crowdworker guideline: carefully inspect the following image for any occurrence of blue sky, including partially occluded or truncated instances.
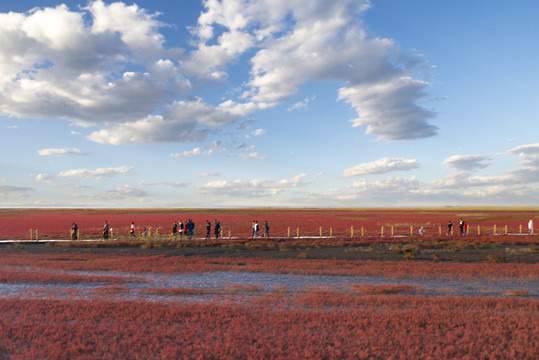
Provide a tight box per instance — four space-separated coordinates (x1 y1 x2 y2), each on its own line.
1 0 538 208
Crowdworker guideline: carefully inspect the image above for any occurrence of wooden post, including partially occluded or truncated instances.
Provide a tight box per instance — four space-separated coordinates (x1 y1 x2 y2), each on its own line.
296 228 299 239
361 227 364 236
77 229 80 240
477 225 480 235
330 227 333 238
351 226 354 238
148 227 152 237
287 227 290 238
381 226 384 237
111 229 114 238
30 229 33 241
505 225 508 235
228 229 230 239
320 226 322 238
520 224 522 235
493 224 496 235
410 226 413 236
391 226 394 237
451 227 453 235
439 226 441 236
36 230 39 241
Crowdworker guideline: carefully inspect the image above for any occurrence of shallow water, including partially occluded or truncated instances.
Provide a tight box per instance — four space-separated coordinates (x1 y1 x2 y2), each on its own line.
0 268 537 301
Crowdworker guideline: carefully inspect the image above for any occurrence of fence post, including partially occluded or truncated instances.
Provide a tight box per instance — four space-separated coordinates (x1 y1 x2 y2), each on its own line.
381 226 384 237
351 226 354 238
451 227 453 235
30 229 33 241
36 230 39 241
287 227 290 238
438 226 441 236
320 226 322 238
505 225 507 235
77 229 80 240
330 227 333 238
361 227 364 236
296 228 299 239
391 226 394 237
477 225 480 235
410 226 413 236
493 225 496 235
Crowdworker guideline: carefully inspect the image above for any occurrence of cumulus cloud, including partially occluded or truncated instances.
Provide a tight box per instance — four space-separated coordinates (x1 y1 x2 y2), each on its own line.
37 147 85 156
507 143 539 156
442 154 490 171
0 0 437 145
197 174 308 197
252 128 267 136
343 158 419 177
35 173 55 183
58 166 133 180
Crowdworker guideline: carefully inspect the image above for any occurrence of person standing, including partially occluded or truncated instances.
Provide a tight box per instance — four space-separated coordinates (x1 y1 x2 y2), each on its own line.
71 222 78 240
178 220 184 239
458 218 464 235
528 219 534 235
447 221 453 235
103 220 109 239
264 221 269 238
214 219 221 239
172 222 178 236
130 222 135 237
206 220 211 239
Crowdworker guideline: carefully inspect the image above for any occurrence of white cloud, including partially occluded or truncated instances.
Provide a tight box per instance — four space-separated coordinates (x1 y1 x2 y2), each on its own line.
442 154 490 171
139 181 189 188
37 147 85 156
313 171 325 179
170 147 213 157
252 128 267 136
507 143 539 156
237 152 267 160
287 96 315 111
98 185 148 200
58 166 133 180
197 174 308 197
0 0 437 145
35 173 54 183
197 172 219 178
343 158 419 177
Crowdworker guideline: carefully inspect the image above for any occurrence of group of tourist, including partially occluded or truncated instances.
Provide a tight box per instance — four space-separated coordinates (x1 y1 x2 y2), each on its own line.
447 218 469 235
70 217 535 239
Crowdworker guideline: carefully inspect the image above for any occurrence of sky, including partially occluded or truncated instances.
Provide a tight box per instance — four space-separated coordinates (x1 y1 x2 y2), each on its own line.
1 0 538 208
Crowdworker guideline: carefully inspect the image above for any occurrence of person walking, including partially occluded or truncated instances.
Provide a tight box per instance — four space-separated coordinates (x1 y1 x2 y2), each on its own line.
130 222 135 237
172 222 178 236
528 219 534 235
458 218 464 235
447 221 453 235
